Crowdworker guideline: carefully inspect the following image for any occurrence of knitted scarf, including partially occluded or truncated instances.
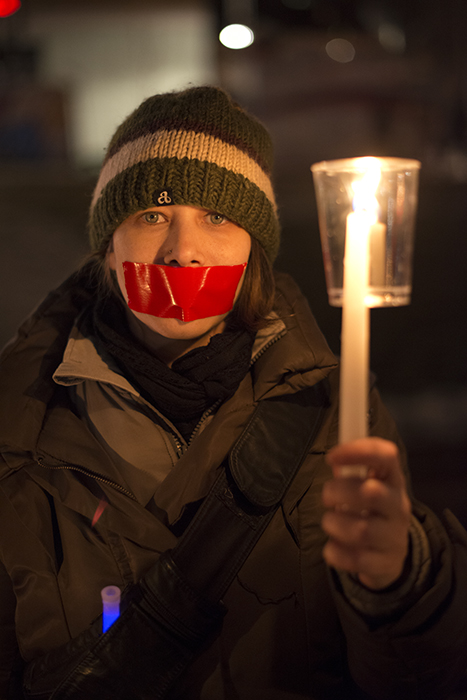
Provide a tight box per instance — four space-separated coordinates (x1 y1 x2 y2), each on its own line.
90 296 255 442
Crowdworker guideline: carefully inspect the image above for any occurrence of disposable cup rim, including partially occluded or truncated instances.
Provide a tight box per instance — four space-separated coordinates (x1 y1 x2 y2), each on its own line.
311 156 421 174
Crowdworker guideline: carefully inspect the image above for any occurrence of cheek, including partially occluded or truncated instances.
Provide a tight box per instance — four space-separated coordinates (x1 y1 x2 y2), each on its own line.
236 231 252 260
242 236 252 262
113 235 163 268
221 232 251 266
210 228 251 265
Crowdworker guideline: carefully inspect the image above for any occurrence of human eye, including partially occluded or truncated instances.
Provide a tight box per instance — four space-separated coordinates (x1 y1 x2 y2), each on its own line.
141 210 163 224
206 212 228 226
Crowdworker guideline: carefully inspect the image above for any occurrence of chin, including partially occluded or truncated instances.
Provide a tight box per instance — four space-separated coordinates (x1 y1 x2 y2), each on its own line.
133 310 227 341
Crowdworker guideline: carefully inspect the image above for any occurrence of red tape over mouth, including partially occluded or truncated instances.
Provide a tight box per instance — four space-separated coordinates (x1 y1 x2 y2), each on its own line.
123 262 247 322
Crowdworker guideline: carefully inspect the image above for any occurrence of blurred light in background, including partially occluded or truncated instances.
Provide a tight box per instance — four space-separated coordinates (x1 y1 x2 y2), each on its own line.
0 0 21 19
378 23 406 54
219 23 254 49
218 0 256 50
325 38 356 63
23 6 218 167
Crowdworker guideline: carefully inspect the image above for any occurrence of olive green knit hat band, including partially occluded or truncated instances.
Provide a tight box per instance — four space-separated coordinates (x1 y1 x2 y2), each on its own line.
88 86 281 261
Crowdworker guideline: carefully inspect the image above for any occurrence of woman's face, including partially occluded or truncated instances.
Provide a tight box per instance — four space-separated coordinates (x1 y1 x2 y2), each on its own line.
108 204 251 342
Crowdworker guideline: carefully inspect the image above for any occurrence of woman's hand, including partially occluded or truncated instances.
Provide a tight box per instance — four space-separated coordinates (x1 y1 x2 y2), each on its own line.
321 437 411 590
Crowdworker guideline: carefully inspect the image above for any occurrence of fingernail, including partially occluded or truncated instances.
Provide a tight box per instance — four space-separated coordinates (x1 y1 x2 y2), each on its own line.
335 465 368 480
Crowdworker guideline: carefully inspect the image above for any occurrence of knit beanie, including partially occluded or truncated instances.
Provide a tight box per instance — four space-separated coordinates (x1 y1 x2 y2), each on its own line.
89 86 280 261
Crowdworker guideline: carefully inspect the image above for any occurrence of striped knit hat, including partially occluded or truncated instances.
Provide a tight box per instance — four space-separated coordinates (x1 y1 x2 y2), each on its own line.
89 86 280 261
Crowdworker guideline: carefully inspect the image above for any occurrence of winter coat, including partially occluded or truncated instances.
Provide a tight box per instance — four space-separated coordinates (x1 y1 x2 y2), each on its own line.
0 265 466 700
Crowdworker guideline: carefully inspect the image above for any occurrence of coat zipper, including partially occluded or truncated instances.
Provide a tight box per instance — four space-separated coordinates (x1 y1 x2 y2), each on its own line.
36 456 138 501
188 398 222 446
186 328 287 446
249 328 287 366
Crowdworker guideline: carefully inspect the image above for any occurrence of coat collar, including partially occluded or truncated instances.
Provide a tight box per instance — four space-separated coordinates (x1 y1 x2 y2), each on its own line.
51 311 287 393
0 266 337 471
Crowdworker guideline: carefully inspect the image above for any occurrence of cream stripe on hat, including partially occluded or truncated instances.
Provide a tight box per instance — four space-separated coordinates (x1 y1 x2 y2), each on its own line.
92 129 277 211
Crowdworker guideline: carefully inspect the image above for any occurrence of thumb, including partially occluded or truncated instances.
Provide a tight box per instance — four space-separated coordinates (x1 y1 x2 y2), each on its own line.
326 437 404 488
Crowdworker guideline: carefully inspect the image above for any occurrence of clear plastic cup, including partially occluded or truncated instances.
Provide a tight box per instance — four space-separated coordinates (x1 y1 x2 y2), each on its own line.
311 157 421 308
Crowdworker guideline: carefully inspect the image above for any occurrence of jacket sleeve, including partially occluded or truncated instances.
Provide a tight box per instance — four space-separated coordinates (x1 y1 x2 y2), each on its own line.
0 559 19 700
324 381 467 698
332 504 467 699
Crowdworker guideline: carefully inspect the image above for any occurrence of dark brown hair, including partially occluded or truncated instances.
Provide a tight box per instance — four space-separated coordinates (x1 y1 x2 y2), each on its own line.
82 235 276 333
230 237 276 331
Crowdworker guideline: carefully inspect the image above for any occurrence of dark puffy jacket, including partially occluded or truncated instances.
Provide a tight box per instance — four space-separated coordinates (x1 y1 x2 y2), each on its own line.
0 267 466 699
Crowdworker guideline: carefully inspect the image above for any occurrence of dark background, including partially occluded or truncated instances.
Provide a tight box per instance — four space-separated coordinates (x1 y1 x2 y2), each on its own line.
0 0 466 525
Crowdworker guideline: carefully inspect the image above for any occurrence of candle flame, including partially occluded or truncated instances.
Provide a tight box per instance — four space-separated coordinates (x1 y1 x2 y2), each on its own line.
351 157 381 223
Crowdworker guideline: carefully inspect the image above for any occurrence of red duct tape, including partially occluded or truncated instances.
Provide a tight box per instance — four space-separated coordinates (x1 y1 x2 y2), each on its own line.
123 262 247 322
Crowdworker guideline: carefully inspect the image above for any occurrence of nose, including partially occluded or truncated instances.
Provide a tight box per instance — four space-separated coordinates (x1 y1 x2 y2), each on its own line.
161 217 204 267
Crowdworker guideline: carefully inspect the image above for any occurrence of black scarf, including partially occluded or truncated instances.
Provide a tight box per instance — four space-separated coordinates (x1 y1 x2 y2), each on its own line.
90 295 255 441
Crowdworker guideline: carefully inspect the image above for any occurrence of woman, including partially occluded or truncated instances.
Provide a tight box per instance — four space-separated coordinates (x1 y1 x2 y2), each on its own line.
0 86 466 699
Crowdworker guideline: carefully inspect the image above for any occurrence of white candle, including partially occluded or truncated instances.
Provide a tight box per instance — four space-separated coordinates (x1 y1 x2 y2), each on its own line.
369 221 387 288
338 159 381 464
338 209 371 444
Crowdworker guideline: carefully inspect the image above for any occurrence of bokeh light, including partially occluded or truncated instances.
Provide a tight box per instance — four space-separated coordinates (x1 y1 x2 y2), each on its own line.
378 23 406 54
325 38 356 63
0 0 21 18
219 24 255 50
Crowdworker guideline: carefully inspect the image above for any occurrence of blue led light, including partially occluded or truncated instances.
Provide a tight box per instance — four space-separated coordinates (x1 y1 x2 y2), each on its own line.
101 586 121 633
